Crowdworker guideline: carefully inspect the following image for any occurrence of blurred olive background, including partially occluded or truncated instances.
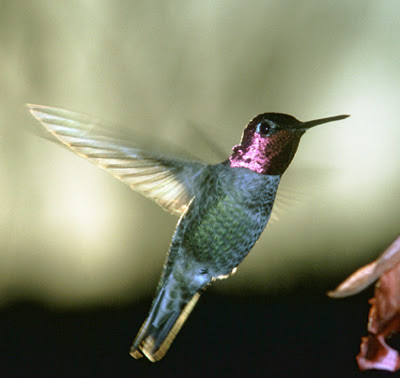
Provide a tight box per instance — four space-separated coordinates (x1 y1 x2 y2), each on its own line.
1 1 400 376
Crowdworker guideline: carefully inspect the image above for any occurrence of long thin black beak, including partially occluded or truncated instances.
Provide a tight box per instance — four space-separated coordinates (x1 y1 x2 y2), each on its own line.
302 114 350 130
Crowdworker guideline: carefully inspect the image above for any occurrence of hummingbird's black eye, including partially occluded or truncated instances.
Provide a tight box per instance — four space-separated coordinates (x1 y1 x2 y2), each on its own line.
256 121 272 136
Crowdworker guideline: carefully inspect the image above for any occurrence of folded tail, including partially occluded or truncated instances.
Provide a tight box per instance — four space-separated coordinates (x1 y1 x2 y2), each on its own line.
130 284 201 362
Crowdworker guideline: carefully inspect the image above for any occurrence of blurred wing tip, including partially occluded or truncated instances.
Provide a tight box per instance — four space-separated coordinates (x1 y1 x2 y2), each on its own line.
26 103 44 119
27 103 57 124
27 104 79 137
27 103 61 112
27 103 52 115
26 103 40 110
27 103 77 121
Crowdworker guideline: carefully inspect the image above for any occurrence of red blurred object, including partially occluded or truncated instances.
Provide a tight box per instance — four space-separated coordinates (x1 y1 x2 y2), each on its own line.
329 235 400 372
357 261 400 371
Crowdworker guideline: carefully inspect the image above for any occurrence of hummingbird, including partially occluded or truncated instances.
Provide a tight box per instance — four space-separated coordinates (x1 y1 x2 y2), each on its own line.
28 104 349 362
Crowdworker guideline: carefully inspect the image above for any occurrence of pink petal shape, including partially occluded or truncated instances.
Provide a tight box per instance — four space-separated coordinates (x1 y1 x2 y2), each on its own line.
329 235 400 372
356 261 400 371
328 235 400 298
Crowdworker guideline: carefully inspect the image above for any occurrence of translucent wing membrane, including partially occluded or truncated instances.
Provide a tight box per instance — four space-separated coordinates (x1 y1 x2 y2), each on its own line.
28 104 207 216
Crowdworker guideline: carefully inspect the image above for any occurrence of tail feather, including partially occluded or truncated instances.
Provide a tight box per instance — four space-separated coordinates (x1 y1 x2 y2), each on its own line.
130 291 201 362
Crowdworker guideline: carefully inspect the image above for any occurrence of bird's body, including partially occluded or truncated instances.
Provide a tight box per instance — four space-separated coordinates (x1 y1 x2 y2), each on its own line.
28 105 349 362
168 162 280 278
131 164 280 360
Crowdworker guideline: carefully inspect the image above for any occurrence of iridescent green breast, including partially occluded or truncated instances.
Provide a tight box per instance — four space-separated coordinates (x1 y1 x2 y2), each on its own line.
180 164 280 276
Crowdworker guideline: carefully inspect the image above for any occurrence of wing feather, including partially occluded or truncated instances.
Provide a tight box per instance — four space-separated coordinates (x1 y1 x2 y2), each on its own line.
27 104 207 216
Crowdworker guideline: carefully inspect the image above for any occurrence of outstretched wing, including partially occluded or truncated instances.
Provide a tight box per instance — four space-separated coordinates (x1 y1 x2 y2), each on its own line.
28 104 207 216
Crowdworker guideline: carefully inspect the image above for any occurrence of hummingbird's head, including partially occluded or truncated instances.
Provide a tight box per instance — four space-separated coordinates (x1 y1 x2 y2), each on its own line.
229 112 349 175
